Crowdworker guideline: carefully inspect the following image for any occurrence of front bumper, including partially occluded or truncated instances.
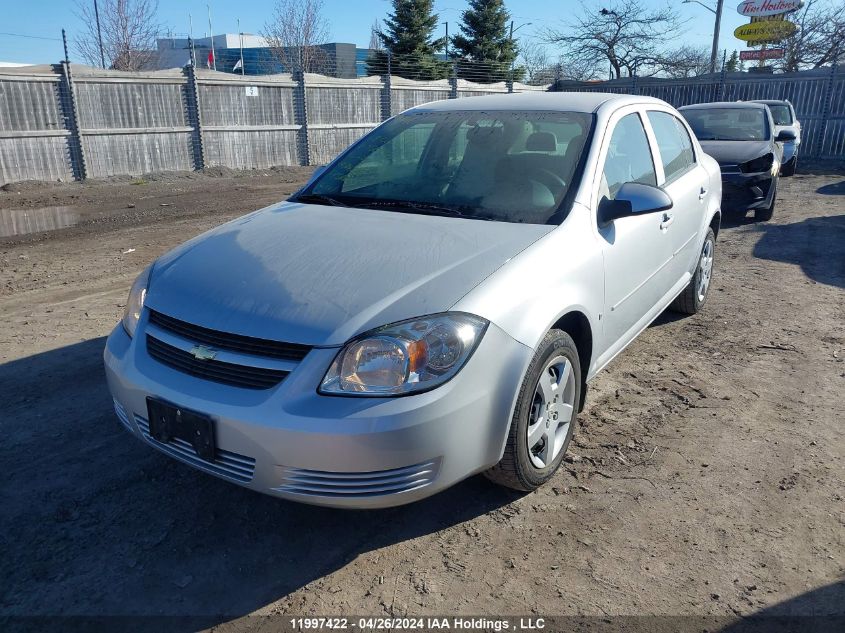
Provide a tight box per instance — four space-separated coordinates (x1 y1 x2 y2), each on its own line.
719 170 776 212
104 318 532 509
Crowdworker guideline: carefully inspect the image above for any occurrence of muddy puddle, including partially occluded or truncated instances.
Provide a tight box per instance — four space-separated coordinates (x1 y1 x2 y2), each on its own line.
0 206 79 237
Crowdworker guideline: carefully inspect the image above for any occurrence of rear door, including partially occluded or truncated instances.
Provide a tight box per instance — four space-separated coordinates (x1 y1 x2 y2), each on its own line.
645 109 706 288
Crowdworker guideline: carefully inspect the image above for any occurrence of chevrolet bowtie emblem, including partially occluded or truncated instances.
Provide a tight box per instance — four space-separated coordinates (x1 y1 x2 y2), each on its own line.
190 344 218 361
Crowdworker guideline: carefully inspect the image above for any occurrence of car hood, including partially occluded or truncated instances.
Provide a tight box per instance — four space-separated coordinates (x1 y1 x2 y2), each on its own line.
145 202 553 346
699 140 772 166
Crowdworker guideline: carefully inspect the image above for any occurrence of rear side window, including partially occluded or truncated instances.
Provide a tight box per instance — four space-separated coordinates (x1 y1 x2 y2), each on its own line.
647 111 695 183
768 104 793 126
601 113 657 200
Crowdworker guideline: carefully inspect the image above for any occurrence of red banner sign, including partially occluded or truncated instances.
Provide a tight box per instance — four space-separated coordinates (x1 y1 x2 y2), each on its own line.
740 48 785 60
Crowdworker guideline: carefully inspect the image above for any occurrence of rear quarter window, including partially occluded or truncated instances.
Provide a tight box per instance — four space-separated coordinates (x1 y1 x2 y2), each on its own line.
647 111 696 183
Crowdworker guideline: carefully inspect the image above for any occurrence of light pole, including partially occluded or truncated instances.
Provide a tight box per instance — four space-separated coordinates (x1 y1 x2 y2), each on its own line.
509 21 532 81
683 0 725 74
443 22 449 60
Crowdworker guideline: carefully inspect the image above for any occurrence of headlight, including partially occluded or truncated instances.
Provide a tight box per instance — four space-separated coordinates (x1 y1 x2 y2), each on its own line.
122 266 152 337
740 153 774 174
320 313 488 396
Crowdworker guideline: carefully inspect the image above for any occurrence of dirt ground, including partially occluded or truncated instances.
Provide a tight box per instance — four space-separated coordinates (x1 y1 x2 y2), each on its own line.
1 167 843 630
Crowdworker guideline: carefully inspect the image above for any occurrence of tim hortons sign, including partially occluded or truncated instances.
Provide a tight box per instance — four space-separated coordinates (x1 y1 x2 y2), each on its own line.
737 0 803 18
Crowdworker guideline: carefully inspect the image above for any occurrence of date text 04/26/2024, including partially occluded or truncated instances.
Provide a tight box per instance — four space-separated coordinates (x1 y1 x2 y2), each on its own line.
289 617 547 631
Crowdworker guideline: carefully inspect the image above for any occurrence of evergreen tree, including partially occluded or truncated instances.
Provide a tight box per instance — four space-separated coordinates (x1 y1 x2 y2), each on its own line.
725 50 742 73
451 0 521 83
367 0 449 80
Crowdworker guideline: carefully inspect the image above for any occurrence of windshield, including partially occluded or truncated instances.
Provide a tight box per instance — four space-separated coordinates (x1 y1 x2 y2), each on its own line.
767 104 793 126
681 108 769 142
296 110 593 225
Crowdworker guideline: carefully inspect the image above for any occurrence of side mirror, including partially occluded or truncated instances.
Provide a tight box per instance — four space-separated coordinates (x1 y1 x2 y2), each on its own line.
776 129 796 142
598 182 673 225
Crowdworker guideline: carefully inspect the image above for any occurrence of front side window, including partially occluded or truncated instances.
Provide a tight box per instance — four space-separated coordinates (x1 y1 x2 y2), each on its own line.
299 110 594 225
600 113 657 200
681 107 769 142
647 111 695 183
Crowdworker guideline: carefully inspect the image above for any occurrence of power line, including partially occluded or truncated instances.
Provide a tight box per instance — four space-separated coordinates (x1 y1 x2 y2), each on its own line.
0 31 63 42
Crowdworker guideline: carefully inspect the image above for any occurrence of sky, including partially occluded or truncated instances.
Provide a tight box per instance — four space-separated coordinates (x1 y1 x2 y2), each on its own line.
0 0 771 66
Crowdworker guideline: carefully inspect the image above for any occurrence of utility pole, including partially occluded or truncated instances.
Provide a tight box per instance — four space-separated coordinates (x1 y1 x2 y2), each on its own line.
710 0 725 74
683 0 724 75
94 0 106 69
443 22 449 60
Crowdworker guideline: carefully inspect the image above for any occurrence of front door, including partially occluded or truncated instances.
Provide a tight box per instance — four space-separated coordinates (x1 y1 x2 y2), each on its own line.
597 111 676 353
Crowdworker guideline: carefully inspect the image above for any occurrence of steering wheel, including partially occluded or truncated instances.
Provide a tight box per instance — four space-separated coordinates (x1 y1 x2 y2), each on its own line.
530 168 567 199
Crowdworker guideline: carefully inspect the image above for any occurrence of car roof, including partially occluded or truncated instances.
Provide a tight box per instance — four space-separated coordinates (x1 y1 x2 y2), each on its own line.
408 91 671 115
750 99 791 106
679 101 769 111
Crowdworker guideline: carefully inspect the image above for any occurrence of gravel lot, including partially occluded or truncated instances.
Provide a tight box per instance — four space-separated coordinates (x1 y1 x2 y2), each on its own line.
1 168 843 629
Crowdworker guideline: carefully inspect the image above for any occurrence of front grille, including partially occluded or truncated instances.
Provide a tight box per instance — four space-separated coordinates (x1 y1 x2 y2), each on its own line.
273 460 441 498
148 309 311 361
146 335 289 389
135 415 256 483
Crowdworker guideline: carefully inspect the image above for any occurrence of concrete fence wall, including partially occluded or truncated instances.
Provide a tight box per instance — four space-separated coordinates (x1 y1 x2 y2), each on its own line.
1 63 841 187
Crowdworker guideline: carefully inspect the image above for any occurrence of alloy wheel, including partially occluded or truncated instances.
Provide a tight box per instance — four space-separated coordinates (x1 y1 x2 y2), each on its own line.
527 355 576 468
697 238 714 303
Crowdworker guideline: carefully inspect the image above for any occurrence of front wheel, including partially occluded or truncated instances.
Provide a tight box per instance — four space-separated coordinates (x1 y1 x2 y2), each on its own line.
755 178 777 221
485 330 581 492
781 156 797 177
670 227 715 315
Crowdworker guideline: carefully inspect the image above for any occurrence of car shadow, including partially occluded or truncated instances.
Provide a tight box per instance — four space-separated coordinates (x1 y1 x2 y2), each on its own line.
0 337 524 626
719 211 758 229
752 214 845 289
718 578 845 633
816 180 845 196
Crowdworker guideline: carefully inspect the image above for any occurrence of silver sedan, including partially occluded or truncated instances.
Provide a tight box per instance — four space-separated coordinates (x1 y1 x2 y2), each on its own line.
104 92 722 508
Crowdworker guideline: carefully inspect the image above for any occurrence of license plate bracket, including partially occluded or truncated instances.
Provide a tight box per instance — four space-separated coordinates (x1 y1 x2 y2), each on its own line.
146 397 216 463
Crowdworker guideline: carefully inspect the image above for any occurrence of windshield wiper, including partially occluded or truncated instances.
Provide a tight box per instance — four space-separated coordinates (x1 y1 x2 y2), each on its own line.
293 193 349 207
354 199 471 218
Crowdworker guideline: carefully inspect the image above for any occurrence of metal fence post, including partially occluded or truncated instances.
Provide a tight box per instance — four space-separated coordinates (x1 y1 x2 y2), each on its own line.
381 53 392 121
58 61 87 181
449 62 458 99
814 58 839 159
294 69 311 166
184 63 206 171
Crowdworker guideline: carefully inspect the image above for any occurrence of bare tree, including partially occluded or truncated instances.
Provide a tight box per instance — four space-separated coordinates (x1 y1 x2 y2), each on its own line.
558 56 602 81
544 1 685 79
660 46 712 78
518 40 549 83
369 19 383 51
776 0 845 72
74 0 161 71
262 0 330 74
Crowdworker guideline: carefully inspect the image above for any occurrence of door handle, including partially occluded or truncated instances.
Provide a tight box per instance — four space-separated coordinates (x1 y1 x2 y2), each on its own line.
660 212 674 230
698 187 707 201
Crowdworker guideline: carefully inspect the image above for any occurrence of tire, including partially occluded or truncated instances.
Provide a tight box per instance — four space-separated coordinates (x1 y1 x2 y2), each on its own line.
780 156 797 177
485 329 581 492
755 178 777 221
670 227 715 315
